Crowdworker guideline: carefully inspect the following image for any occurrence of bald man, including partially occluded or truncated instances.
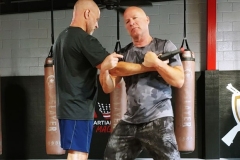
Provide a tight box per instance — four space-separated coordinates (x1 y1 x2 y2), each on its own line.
101 6 183 160
53 0 123 159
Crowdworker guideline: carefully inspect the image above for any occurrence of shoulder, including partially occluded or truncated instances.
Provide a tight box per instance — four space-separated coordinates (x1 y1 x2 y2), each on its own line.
153 37 168 44
163 40 177 52
68 27 94 40
153 37 175 47
67 27 85 35
119 42 134 53
152 38 168 51
62 27 87 43
79 31 102 47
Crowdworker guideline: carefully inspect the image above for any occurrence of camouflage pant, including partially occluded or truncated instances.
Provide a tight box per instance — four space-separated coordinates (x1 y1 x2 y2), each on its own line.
104 117 180 160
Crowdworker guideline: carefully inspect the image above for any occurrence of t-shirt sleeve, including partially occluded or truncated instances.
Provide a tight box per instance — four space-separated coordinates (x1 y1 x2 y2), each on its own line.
80 34 110 67
163 40 182 67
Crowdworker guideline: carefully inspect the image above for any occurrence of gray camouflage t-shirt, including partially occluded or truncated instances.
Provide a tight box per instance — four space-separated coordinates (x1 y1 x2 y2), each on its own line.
120 38 182 124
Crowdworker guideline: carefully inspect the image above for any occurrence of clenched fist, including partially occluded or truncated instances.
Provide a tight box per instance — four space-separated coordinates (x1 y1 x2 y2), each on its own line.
142 51 169 67
101 52 123 71
142 51 159 67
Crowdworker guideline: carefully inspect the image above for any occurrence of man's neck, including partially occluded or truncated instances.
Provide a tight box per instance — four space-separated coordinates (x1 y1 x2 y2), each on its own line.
132 35 153 47
70 19 86 32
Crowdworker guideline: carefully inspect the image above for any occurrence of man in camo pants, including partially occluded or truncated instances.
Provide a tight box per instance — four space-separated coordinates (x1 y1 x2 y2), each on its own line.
99 6 184 160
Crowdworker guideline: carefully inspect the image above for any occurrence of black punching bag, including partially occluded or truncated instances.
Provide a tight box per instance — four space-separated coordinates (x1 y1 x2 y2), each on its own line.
174 48 195 153
44 49 65 155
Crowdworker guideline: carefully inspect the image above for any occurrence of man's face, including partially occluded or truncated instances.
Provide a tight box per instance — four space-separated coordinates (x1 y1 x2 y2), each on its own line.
123 8 149 38
86 9 100 35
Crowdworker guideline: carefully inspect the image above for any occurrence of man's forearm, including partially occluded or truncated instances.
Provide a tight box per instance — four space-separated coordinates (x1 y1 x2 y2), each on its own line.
109 61 155 76
99 70 115 93
155 64 184 88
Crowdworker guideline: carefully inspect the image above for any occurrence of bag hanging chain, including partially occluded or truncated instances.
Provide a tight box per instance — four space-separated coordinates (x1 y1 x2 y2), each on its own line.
114 0 122 53
48 0 54 58
181 0 190 51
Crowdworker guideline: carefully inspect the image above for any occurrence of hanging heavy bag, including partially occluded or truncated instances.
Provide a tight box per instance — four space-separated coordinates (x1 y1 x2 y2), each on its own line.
110 5 127 132
44 50 65 155
44 0 65 154
174 39 195 153
173 0 195 152
110 79 127 132
109 42 127 132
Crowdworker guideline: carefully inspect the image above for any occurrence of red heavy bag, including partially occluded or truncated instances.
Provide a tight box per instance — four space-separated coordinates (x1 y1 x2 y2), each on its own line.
110 79 127 132
44 55 65 155
174 49 195 153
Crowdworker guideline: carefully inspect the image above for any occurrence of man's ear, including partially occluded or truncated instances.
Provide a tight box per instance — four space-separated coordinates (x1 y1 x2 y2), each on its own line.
84 9 90 19
146 16 150 24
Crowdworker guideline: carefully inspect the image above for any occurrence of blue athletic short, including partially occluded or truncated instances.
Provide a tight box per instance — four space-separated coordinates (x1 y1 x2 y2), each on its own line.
59 119 94 153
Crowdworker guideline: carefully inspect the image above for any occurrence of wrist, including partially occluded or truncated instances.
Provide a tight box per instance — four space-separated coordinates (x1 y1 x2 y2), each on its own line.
100 69 109 74
154 59 166 68
153 59 161 68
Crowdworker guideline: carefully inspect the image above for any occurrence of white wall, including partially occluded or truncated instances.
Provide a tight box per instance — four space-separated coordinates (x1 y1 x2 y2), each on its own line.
1 0 237 76
217 0 240 70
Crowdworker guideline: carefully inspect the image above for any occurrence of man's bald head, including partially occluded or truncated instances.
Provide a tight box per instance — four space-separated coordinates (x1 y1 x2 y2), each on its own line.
123 6 147 19
74 0 99 13
70 0 100 35
123 6 150 40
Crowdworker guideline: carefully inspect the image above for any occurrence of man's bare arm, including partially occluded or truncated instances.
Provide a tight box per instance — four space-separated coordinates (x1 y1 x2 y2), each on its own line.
155 64 184 88
142 51 184 88
99 70 122 93
96 52 123 70
109 61 156 76
99 61 155 93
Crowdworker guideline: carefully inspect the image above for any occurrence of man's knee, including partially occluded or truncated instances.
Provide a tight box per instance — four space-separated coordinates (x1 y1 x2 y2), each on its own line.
67 150 88 160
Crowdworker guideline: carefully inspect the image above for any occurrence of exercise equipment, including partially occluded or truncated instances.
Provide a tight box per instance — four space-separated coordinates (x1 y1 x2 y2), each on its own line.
158 48 184 61
174 47 195 153
44 0 65 155
110 80 127 132
174 0 196 153
110 0 127 132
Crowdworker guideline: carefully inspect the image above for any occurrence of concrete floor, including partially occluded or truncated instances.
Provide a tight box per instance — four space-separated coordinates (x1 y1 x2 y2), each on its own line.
1 158 239 160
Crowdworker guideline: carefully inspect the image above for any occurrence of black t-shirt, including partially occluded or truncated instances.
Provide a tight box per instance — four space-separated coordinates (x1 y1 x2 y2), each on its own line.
53 26 109 120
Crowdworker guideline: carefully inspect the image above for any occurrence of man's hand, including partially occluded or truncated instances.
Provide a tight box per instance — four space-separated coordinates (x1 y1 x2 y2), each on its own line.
101 53 123 71
142 51 169 67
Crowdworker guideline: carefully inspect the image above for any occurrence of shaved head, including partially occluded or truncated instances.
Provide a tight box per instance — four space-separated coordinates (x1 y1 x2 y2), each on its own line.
70 0 100 35
74 0 99 13
124 6 147 18
123 6 150 46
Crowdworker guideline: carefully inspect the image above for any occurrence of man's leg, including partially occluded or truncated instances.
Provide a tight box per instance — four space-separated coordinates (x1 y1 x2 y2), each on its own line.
137 117 181 160
67 150 88 160
104 120 143 160
59 119 94 160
